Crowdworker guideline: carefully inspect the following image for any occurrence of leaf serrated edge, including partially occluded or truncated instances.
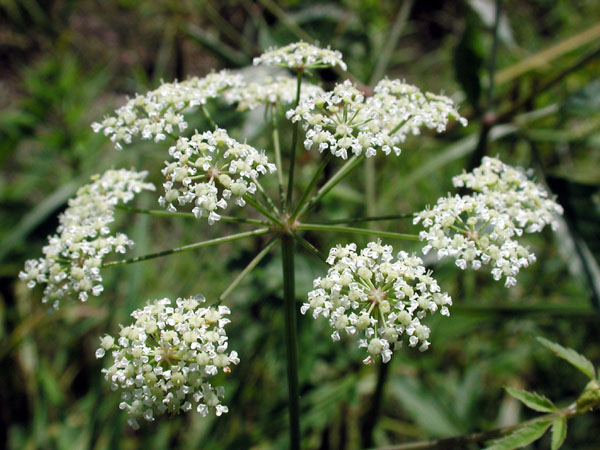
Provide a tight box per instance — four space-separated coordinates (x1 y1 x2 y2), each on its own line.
537 337 596 380
484 419 552 450
505 386 557 413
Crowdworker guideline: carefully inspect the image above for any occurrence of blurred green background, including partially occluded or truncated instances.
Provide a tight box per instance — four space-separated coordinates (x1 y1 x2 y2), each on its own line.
1 0 599 448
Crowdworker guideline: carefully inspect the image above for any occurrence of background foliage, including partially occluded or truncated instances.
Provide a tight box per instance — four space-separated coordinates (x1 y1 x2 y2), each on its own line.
1 0 599 448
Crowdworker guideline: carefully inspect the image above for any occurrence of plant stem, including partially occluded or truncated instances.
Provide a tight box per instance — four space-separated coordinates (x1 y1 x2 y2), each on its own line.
297 154 365 219
201 104 218 130
371 405 579 450
114 204 269 225
253 177 280 215
244 194 282 225
317 214 413 225
101 228 270 268
219 238 277 301
466 0 503 172
291 232 327 264
286 70 304 211
291 153 333 219
297 224 419 241
361 361 391 448
271 111 285 202
281 235 301 450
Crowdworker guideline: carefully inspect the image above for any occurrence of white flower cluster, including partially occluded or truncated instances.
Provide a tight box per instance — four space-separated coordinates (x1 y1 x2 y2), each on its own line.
92 71 243 149
414 157 564 287
97 296 239 429
288 79 466 159
253 41 347 71
225 75 324 111
302 241 452 364
19 170 155 309
159 128 276 224
371 79 467 141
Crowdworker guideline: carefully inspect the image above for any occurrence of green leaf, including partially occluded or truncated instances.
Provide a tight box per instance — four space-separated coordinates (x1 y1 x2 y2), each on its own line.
505 387 557 412
485 420 552 450
551 417 567 450
537 337 596 380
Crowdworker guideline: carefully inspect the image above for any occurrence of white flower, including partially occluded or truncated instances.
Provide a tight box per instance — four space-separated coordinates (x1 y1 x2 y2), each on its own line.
158 128 276 224
452 156 563 232
253 41 347 71
302 241 452 364
414 158 563 287
19 169 155 309
287 79 466 159
97 296 239 428
91 71 243 149
225 75 324 111
370 79 467 145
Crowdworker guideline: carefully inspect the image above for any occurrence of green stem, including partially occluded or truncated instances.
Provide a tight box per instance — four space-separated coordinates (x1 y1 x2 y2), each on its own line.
114 204 269 225
285 70 304 211
243 194 282 226
372 404 579 450
317 214 413 225
297 224 419 241
297 154 365 219
253 177 280 215
291 232 327 264
291 153 333 219
361 360 391 448
281 235 301 450
219 238 277 301
271 111 285 203
201 104 218 130
101 228 270 268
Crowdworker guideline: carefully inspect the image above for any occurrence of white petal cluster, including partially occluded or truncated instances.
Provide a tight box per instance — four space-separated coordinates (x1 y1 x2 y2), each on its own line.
371 79 467 142
19 170 155 309
414 157 564 287
253 41 347 71
287 79 466 159
302 241 452 364
97 296 239 429
92 71 243 149
159 128 276 224
225 75 324 111
452 156 563 233
288 80 392 159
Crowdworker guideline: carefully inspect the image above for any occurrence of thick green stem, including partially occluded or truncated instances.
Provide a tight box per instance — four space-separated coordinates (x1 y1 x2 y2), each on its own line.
285 70 304 211
297 224 419 241
114 204 269 225
281 235 301 450
297 154 365 219
219 238 277 302
291 153 333 219
101 228 270 268
361 361 391 448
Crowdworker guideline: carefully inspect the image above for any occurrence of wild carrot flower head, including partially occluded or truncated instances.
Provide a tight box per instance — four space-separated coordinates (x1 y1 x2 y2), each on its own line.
288 79 466 159
19 169 155 308
97 296 239 429
253 41 347 71
159 128 276 224
414 157 563 287
225 75 324 111
302 241 452 364
91 71 243 149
